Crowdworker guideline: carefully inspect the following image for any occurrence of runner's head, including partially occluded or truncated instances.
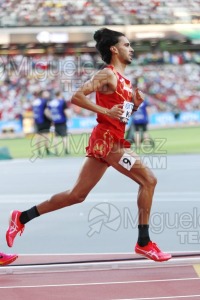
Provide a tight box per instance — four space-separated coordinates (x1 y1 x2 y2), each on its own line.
93 28 134 65
93 28 125 64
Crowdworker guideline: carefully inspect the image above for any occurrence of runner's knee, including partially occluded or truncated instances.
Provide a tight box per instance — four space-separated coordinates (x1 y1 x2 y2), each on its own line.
145 173 157 188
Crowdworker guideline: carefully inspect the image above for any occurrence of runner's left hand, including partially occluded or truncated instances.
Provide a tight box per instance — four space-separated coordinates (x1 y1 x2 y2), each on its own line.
133 88 145 108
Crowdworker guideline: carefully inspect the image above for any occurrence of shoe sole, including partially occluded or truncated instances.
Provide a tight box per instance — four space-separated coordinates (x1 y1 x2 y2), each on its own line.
6 210 15 248
0 255 18 266
135 250 172 262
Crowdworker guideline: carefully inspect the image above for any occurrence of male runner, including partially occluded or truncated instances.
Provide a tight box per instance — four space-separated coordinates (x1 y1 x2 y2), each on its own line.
6 28 171 262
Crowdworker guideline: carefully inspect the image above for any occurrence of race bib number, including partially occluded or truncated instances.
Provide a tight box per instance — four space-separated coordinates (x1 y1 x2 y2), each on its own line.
118 153 136 171
120 101 134 123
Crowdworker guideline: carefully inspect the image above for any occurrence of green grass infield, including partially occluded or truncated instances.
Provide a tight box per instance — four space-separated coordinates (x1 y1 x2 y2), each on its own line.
0 126 199 159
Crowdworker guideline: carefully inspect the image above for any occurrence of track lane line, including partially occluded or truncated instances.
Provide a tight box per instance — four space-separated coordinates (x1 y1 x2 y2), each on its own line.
114 295 200 300
0 277 199 289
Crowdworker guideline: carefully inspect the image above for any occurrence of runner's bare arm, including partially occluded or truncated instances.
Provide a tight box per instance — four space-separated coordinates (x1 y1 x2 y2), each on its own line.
132 88 145 111
71 68 123 119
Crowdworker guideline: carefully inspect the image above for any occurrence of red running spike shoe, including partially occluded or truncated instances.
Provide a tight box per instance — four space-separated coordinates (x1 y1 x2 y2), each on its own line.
0 253 18 266
6 210 25 247
135 241 172 262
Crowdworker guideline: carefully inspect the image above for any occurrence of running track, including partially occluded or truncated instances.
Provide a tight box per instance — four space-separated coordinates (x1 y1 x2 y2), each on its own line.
0 253 200 300
0 155 200 299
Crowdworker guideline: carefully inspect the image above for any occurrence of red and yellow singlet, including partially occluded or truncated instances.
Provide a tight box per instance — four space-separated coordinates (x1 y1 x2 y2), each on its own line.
86 65 133 162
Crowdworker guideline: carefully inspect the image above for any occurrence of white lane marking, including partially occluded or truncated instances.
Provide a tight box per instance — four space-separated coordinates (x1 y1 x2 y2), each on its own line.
114 295 200 300
0 277 199 289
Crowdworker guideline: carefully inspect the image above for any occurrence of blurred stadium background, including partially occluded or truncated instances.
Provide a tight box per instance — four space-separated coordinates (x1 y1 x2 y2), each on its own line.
0 0 200 157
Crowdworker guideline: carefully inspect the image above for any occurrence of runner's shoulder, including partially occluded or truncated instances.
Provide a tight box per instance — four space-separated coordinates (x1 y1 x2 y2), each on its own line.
95 67 115 79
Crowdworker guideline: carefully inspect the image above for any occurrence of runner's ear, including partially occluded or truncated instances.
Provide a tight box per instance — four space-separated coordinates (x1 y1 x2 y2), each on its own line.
110 46 117 54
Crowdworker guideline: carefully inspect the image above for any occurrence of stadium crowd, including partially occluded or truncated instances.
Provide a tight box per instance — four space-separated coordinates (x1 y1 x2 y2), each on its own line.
0 50 200 121
0 0 200 26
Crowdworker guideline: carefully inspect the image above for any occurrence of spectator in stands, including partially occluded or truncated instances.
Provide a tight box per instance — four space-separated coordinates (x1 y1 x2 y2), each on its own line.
0 0 199 27
47 91 70 155
0 51 200 122
31 90 51 158
127 98 154 149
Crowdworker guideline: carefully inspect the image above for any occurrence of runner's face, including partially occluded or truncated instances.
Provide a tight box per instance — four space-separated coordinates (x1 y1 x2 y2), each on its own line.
115 36 134 64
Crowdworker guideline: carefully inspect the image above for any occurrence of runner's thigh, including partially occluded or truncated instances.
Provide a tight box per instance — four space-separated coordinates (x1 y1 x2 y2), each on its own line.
104 143 154 185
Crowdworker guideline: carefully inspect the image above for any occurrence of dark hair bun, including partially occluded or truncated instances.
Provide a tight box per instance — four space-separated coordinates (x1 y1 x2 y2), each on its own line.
93 28 109 43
